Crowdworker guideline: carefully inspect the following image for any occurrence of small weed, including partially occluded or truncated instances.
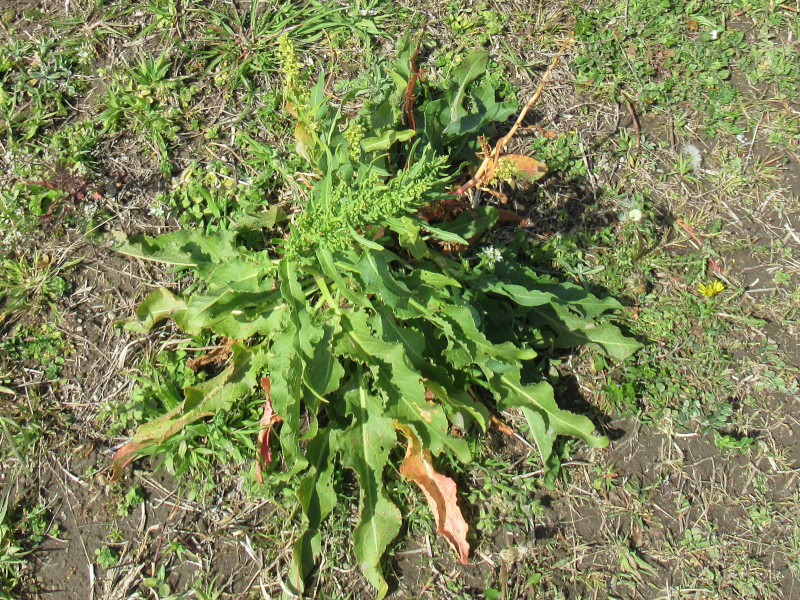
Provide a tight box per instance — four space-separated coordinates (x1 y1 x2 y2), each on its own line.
0 323 69 381
444 2 508 47
0 253 72 322
714 431 756 454
0 486 26 597
0 489 56 597
0 33 90 141
98 53 192 176
94 545 118 569
116 484 145 516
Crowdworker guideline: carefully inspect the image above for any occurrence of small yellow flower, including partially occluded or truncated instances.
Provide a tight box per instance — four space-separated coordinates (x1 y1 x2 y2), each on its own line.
698 280 725 298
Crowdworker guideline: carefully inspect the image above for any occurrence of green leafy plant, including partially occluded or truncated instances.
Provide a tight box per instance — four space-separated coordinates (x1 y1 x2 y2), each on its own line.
94 545 118 570
116 484 145 516
111 38 640 597
0 323 69 382
0 253 73 323
0 34 89 141
0 484 26 598
185 0 378 99
98 52 192 176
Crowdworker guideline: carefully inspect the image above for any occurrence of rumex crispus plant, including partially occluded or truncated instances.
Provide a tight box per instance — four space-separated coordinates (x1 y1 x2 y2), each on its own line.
111 35 640 597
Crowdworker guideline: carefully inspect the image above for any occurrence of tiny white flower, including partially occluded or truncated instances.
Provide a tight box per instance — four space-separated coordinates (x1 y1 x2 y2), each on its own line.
710 30 719 40
480 246 503 264
148 204 166 218
628 208 643 223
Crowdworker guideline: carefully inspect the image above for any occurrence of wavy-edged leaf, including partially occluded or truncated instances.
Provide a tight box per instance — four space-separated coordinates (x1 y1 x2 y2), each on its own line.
498 263 623 318
425 380 489 432
420 222 470 245
488 371 608 464
528 303 642 360
112 229 240 277
269 321 308 480
111 343 268 481
384 216 428 259
447 50 489 125
474 278 556 308
356 250 419 313
397 423 470 564
290 427 338 595
441 303 536 365
338 384 401 599
317 248 374 309
136 288 189 331
304 321 345 403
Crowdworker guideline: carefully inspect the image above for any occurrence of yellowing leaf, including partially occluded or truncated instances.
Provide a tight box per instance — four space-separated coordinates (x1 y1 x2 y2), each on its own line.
496 154 549 184
396 423 469 564
295 121 315 163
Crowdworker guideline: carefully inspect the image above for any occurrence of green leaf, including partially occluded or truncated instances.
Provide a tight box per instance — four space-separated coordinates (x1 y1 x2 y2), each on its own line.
384 216 428 259
269 315 308 480
441 303 536 364
337 384 402 599
419 222 470 245
317 249 374 310
428 206 498 242
489 371 609 463
528 303 642 360
448 51 489 125
136 288 189 331
290 428 338 595
304 322 345 402
361 128 416 152
356 250 414 311
471 275 556 307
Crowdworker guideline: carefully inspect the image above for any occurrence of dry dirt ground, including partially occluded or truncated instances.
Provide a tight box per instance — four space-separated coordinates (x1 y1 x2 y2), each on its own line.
1 0 799 599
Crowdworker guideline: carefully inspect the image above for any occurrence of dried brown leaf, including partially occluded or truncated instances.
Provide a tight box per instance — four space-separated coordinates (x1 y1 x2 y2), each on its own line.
396 423 470 564
255 377 282 484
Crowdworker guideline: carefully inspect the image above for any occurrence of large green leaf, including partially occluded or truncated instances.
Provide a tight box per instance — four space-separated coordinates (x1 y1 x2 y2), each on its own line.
448 50 489 125
430 205 499 242
111 343 268 479
290 428 338 595
337 384 402 599
488 371 609 463
361 128 416 152
528 303 642 361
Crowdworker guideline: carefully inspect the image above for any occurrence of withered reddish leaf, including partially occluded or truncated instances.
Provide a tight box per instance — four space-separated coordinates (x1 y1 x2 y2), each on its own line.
255 377 282 484
110 441 148 482
396 424 470 564
498 154 549 184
